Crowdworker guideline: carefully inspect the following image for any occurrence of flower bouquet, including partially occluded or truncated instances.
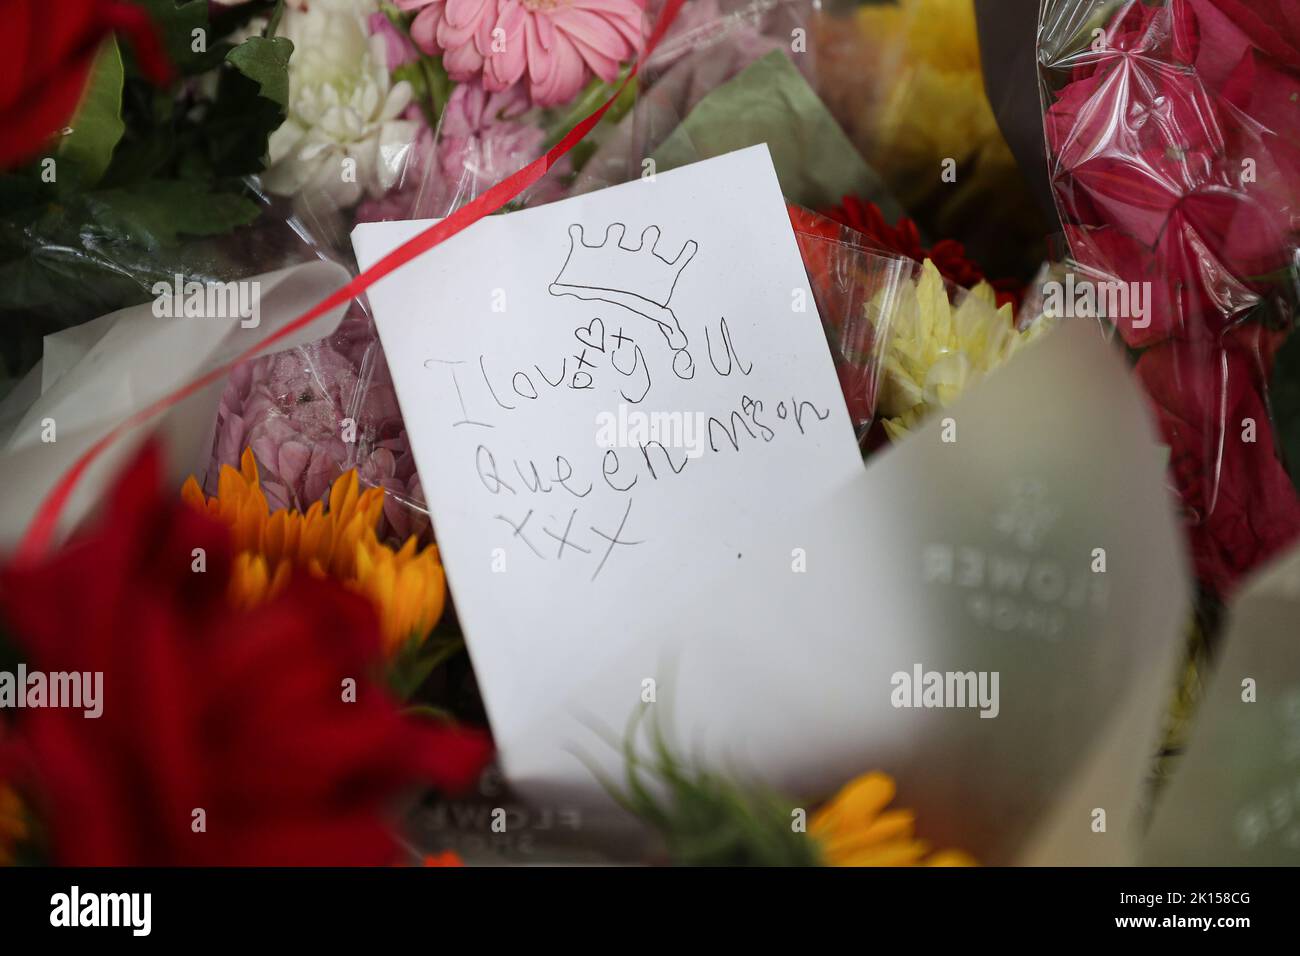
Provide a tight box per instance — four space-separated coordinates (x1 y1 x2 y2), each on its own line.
0 0 1296 882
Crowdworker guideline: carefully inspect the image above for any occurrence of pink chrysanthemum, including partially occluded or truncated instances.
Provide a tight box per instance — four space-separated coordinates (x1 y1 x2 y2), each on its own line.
398 0 645 106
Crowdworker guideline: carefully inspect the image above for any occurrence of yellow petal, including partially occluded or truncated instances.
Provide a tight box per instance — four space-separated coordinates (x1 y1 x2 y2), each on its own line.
180 475 207 510
239 447 260 486
829 838 931 867
810 772 896 836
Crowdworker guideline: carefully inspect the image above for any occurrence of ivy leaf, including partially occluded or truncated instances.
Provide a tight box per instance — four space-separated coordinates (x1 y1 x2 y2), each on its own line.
193 35 293 177
1271 329 1300 497
57 39 126 191
226 35 293 108
83 180 260 249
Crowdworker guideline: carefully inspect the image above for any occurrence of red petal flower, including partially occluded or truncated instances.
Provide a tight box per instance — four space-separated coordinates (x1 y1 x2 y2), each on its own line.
1185 0 1300 88
1048 1 1298 349
1136 337 1300 596
0 443 491 865
0 0 173 170
815 196 1024 310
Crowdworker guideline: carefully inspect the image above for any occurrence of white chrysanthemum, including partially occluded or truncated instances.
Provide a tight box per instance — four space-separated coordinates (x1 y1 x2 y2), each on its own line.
263 0 417 208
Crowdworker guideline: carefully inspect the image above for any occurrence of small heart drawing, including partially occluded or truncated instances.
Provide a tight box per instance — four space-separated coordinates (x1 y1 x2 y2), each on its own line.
574 317 606 352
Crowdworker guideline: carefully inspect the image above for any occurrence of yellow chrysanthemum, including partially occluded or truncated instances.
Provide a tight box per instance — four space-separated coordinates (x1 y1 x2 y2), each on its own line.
873 259 1054 441
845 1 1007 195
183 449 445 653
0 785 27 866
810 772 976 867
858 0 984 73
816 0 1040 262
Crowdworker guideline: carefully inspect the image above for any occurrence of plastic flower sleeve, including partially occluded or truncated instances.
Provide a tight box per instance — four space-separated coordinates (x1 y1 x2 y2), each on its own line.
0 258 354 550
569 0 824 198
788 203 1057 450
973 0 1065 232
787 204 911 444
1037 0 1300 595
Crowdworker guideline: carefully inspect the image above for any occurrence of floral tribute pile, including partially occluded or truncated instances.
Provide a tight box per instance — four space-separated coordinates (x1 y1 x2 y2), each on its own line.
0 0 1296 867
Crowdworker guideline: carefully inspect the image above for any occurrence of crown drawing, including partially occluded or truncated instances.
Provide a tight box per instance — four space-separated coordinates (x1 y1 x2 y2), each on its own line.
548 223 698 351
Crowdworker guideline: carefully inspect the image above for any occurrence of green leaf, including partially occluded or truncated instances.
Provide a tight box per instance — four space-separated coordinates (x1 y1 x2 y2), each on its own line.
57 39 126 190
226 35 293 108
393 61 429 102
597 704 822 866
387 636 465 701
133 0 218 76
0 173 45 213
395 54 452 124
1272 328 1300 497
0 180 259 386
84 180 259 249
192 36 292 178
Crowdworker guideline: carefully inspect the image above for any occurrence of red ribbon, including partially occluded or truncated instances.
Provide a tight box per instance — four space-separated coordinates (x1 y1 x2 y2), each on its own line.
16 0 687 562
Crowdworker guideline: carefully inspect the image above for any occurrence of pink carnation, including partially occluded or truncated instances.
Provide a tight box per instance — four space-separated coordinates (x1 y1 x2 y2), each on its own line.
357 81 570 217
207 310 431 544
438 81 547 194
398 0 645 106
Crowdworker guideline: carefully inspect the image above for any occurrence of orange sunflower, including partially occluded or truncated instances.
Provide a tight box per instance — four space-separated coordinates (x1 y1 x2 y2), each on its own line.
811 772 976 867
183 449 445 653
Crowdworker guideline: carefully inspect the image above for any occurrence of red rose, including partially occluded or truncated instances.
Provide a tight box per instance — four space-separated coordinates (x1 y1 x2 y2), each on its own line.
0 443 491 865
1136 336 1300 595
1060 0 1188 88
1219 49 1300 209
0 0 172 170
1184 0 1300 89
1047 1 1298 347
1062 202 1271 348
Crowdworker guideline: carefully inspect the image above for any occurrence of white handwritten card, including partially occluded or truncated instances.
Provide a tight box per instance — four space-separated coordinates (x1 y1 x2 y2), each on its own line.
353 146 865 763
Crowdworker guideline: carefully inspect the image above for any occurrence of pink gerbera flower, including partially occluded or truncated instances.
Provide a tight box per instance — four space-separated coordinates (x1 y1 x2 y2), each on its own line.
398 0 645 106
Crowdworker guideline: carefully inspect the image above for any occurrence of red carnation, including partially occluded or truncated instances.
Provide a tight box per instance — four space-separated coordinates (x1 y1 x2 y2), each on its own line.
815 196 1024 311
0 443 491 865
